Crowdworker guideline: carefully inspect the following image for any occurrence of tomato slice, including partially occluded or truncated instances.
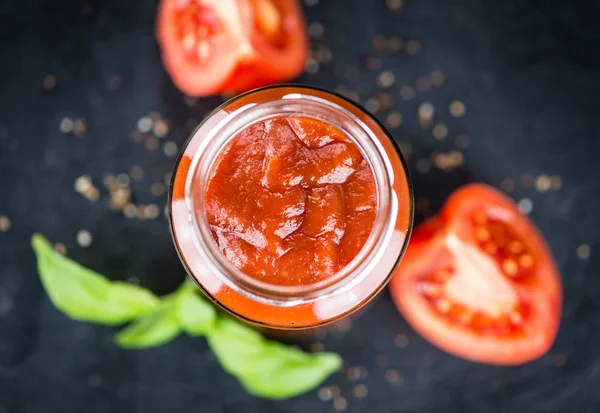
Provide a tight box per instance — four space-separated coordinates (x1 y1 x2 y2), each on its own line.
156 0 308 97
389 184 562 365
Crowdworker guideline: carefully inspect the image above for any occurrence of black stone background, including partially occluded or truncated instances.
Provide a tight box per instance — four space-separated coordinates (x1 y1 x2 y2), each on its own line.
1 0 600 412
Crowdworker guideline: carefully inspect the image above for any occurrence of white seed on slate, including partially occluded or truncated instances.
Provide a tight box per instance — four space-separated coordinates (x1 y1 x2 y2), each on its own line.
535 175 552 192
386 0 403 11
123 204 138 219
405 40 422 54
153 119 169 138
308 22 324 38
517 198 533 215
116 173 130 188
347 366 362 381
455 134 469 149
43 74 56 90
60 117 74 133
377 71 396 88
418 102 435 123
145 204 160 220
151 182 166 197
386 111 403 128
0 216 11 232
500 178 515 193
353 384 368 399
318 387 333 401
311 341 325 352
73 118 88 136
137 117 153 133
129 165 144 181
75 175 93 193
385 369 404 384
54 243 67 255
394 333 409 348
432 124 448 140
364 98 380 114
110 187 131 211
305 58 320 74
163 141 179 157
430 70 445 86
333 397 348 411
400 85 415 101
76 230 92 247
145 137 160 151
576 244 591 260
449 100 466 117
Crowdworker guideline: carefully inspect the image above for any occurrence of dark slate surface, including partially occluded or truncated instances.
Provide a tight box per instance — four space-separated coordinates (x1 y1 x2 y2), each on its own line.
1 0 599 412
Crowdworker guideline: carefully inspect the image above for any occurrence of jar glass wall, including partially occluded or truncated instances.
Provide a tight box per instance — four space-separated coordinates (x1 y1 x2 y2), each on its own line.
169 85 413 329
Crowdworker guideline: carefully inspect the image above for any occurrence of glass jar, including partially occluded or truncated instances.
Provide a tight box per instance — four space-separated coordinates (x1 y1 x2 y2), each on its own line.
168 85 413 329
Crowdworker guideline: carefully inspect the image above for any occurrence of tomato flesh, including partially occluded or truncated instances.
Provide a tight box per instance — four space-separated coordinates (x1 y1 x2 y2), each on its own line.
390 184 562 365
157 0 308 96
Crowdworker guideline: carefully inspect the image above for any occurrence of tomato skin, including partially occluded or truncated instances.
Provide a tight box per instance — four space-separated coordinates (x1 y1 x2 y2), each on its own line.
156 0 308 97
389 184 562 365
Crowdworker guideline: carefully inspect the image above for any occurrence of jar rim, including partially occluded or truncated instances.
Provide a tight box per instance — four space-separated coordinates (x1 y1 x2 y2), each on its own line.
169 85 414 309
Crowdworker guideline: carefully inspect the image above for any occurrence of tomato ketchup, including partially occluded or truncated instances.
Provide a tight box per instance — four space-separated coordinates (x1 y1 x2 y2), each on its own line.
169 86 413 329
205 116 376 287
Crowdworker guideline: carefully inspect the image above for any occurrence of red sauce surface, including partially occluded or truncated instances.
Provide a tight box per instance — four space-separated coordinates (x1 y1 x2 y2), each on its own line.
204 116 377 286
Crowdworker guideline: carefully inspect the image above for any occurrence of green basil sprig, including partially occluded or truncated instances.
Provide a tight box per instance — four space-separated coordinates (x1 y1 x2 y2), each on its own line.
32 234 159 325
208 317 342 399
31 233 342 399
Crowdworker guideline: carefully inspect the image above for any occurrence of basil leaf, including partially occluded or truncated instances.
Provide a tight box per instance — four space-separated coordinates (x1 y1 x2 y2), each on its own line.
114 295 181 349
207 318 342 399
31 233 160 325
176 287 216 336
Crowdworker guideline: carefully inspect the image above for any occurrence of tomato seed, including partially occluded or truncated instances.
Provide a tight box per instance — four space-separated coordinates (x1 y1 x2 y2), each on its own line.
508 240 524 254
475 226 491 242
419 282 442 297
502 259 518 276
509 311 523 325
519 254 534 268
196 42 210 60
436 298 451 313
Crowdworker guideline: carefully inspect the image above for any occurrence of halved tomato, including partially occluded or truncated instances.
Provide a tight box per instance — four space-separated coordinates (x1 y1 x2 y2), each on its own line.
156 0 308 97
389 184 562 365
